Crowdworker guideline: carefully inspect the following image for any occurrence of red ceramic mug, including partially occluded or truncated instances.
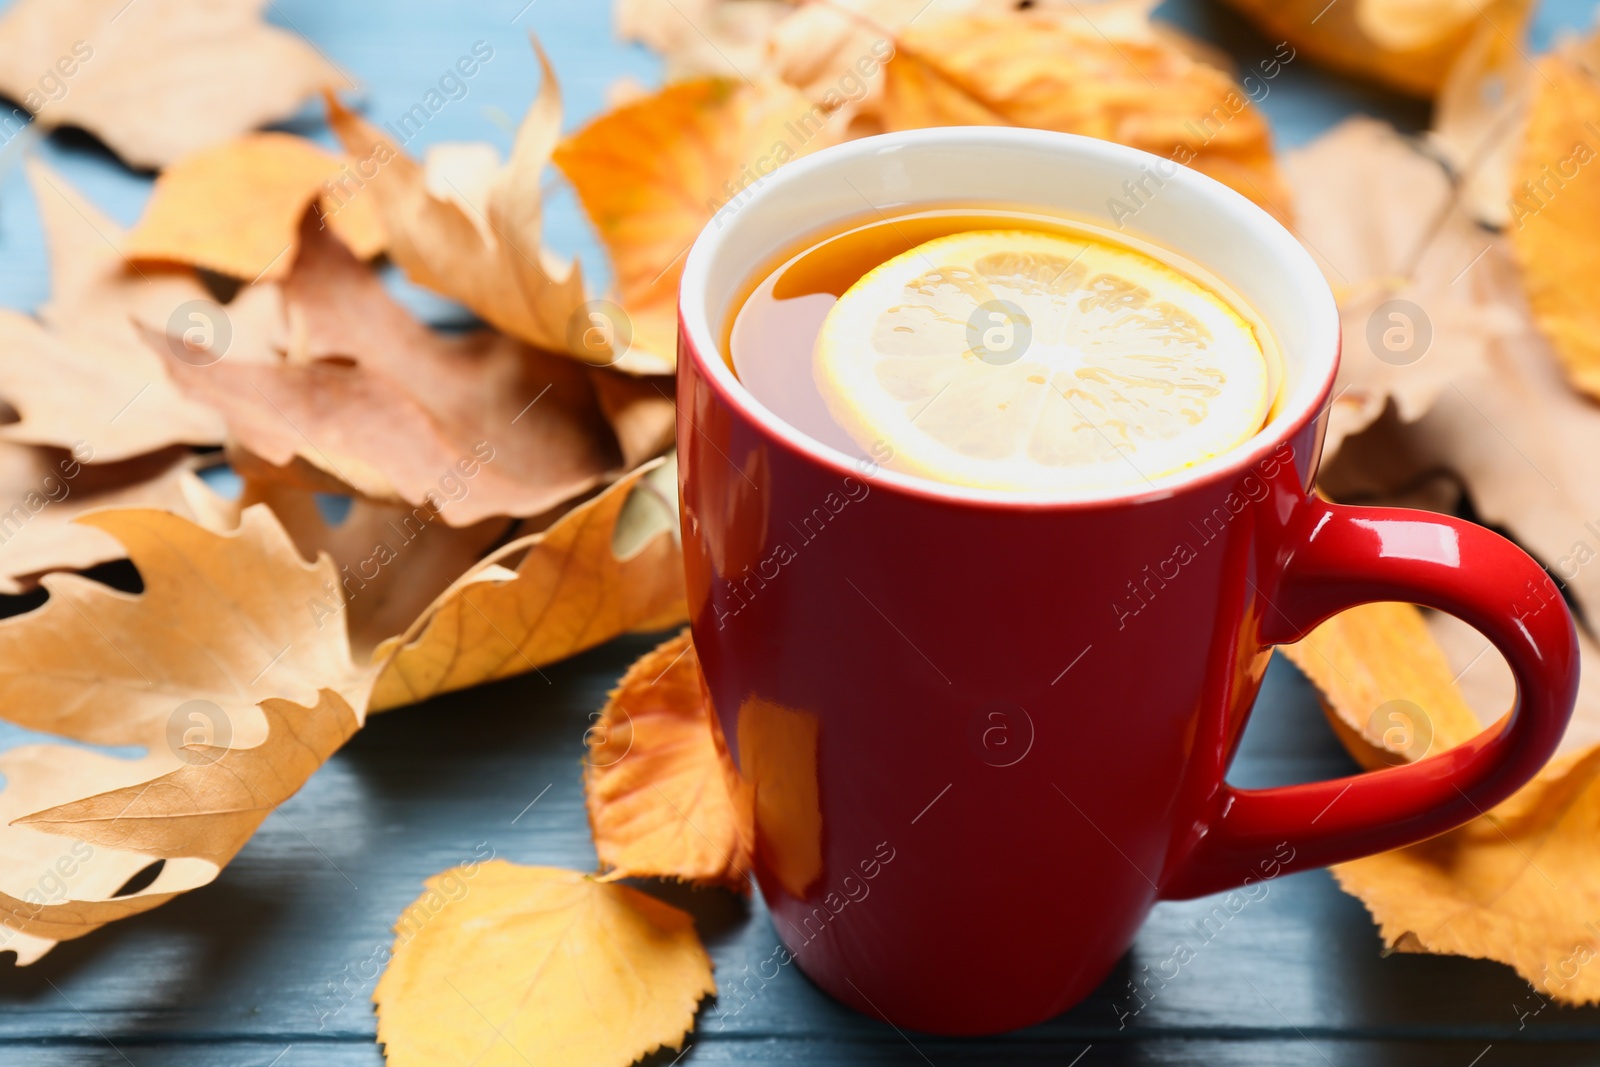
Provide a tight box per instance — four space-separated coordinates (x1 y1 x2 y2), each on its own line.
675 127 1579 1036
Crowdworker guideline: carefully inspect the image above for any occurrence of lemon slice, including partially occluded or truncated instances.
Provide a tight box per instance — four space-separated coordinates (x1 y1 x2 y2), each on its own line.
813 229 1271 492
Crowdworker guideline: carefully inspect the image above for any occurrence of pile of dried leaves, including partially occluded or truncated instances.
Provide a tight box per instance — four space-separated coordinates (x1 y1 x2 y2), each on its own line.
0 0 1598 1062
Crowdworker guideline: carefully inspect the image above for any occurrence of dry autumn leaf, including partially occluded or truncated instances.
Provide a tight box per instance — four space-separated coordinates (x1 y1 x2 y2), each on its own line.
1509 38 1600 399
154 214 620 526
371 457 685 709
586 629 751 889
0 445 220 594
374 862 714 1067
0 0 348 169
228 479 514 661
124 132 386 282
1283 118 1523 459
1283 602 1600 1003
0 506 373 960
324 45 644 370
555 76 836 370
875 7 1291 217
2 161 286 463
1218 0 1531 98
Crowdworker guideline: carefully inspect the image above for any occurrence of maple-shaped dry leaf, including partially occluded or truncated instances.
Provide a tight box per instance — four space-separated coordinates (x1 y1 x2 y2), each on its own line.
375 862 714 1067
325 46 640 371
875 8 1290 218
1509 39 1600 400
1218 0 1531 98
0 0 348 169
0 505 374 959
0 445 220 594
554 76 839 370
1283 118 1523 459
228 479 513 662
371 457 686 711
586 630 751 889
588 369 676 470
1284 599 1600 1003
2 162 293 462
155 215 619 526
124 133 385 282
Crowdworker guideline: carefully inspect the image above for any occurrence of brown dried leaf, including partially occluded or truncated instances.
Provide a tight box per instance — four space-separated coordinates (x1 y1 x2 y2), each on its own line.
324 45 643 370
154 216 619 526
1283 118 1523 459
371 459 686 711
0 506 374 959
586 630 751 889
0 0 348 169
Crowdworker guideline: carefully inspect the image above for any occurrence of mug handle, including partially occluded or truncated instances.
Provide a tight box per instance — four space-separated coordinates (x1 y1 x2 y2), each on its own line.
1160 498 1579 901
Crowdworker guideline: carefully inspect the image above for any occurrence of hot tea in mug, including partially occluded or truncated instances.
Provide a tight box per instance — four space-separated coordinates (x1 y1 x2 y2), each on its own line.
727 205 1284 493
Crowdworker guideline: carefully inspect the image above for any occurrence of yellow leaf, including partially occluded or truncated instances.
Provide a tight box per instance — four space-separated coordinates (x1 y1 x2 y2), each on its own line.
125 133 385 281
1282 598 1600 1004
876 9 1290 218
554 77 839 371
0 505 375 959
371 458 687 708
375 862 714 1067
1219 0 1531 98
586 630 751 889
0 0 348 169
324 43 638 370
1509 40 1600 400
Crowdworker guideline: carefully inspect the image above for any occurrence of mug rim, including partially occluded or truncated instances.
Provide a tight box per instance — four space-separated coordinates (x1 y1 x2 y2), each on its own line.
677 126 1339 511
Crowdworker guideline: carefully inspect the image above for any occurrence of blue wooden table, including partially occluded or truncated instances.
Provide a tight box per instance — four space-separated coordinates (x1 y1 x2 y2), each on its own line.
1 1 1598 1064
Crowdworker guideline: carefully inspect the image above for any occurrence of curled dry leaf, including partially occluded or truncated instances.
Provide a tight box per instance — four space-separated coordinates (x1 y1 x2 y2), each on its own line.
228 478 514 662
0 445 220 595
554 76 839 371
876 6 1290 217
0 0 348 169
124 133 386 282
1284 118 1523 460
1283 600 1600 1003
371 458 687 709
0 506 374 961
1218 0 1531 99
1509 38 1600 399
586 630 751 889
155 215 620 527
324 45 646 371
374 862 713 1067
0 163 284 462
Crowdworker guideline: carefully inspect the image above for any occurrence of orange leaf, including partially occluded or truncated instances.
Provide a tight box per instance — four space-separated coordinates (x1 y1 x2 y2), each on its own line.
876 8 1291 218
585 630 751 889
1509 37 1600 400
125 133 385 282
554 77 840 370
1219 0 1532 99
